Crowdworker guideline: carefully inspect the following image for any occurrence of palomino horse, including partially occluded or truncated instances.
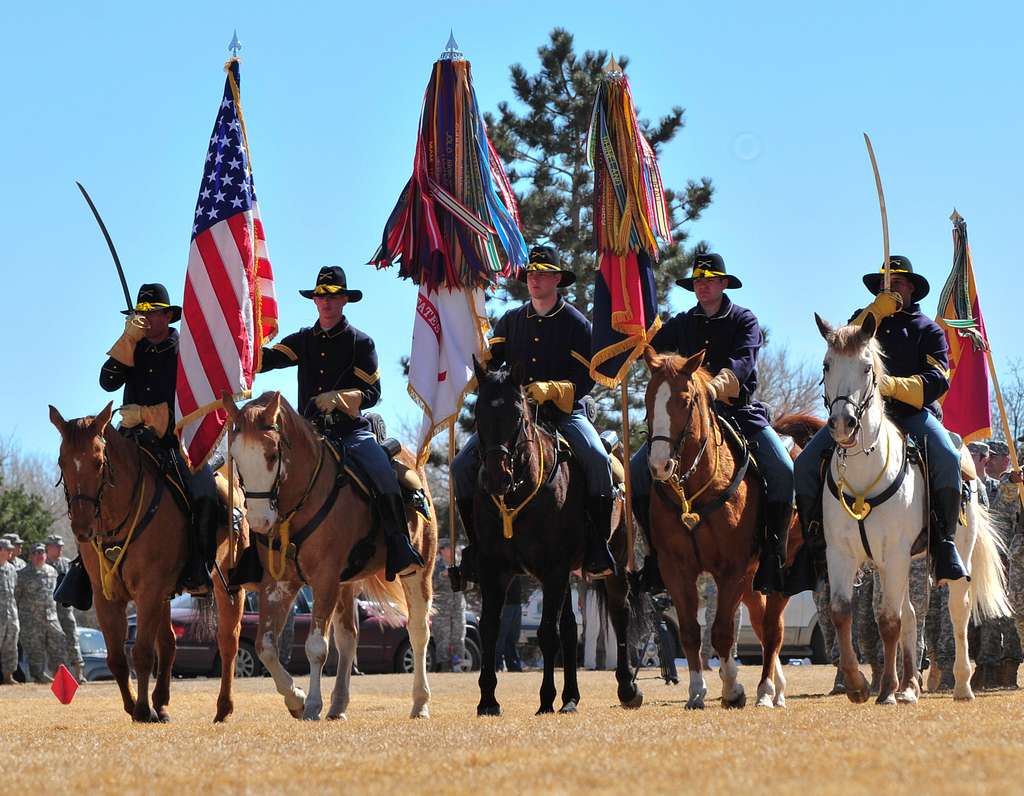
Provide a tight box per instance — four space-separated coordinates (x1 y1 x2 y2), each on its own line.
223 392 435 721
471 362 642 716
49 402 246 723
815 314 1011 703
644 349 806 710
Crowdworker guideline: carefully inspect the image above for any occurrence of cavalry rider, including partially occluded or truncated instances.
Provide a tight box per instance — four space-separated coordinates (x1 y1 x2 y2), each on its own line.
451 244 618 581
793 257 967 583
630 253 803 594
244 265 423 582
92 284 216 596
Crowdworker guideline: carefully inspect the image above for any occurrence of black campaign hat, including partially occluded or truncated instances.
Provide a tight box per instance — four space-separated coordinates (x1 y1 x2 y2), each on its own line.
299 266 363 302
120 283 182 323
862 255 930 302
516 244 576 288
676 253 742 291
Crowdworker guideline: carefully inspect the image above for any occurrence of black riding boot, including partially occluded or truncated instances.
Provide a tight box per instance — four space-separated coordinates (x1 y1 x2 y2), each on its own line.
633 496 665 594
753 500 791 594
449 497 478 592
380 493 424 581
181 497 215 594
227 543 264 589
584 495 617 578
932 488 968 582
54 555 93 611
784 494 821 596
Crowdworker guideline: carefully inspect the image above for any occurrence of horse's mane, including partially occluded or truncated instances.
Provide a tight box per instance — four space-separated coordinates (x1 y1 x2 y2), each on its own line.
827 324 889 379
647 352 714 396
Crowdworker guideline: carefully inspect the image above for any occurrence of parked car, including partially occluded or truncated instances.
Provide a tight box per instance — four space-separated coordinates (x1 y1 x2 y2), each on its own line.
79 627 114 681
127 587 481 678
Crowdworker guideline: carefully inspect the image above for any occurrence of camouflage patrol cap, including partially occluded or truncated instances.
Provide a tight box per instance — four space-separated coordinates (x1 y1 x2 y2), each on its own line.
0 539 12 550
989 441 1010 456
967 441 990 457
45 534 64 547
3 533 24 546
29 543 46 554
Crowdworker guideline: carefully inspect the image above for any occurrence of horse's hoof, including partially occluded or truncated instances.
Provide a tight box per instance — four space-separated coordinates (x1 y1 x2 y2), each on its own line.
536 705 556 715
875 692 897 706
773 695 786 708
133 709 160 724
845 671 870 704
326 712 348 721
953 688 975 702
755 695 774 708
410 705 430 719
477 704 502 717
558 700 578 714
685 699 705 710
722 689 746 710
157 710 171 723
896 689 919 705
288 706 304 719
620 688 643 710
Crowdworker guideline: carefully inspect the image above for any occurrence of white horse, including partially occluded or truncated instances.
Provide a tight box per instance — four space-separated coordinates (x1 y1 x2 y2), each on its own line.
815 314 1011 704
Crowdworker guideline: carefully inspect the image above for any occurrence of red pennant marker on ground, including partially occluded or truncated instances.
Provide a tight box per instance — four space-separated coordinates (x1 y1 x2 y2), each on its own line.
51 664 79 704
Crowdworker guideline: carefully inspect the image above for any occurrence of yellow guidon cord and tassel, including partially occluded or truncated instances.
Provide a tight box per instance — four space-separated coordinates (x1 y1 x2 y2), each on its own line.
90 481 148 601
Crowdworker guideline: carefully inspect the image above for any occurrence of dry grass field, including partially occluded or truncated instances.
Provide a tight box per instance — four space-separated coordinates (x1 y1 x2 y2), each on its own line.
3 665 1024 795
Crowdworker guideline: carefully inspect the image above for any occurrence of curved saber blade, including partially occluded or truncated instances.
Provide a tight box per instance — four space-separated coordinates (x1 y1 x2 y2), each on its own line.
862 133 890 291
75 181 133 312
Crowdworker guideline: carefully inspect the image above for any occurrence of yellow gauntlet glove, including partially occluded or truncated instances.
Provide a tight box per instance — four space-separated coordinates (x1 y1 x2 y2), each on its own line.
879 374 924 409
107 315 148 366
706 369 741 404
119 403 169 433
314 389 362 418
852 290 903 329
525 381 575 414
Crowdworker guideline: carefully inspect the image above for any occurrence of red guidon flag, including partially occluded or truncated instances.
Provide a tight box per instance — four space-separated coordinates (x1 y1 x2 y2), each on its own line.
176 58 277 469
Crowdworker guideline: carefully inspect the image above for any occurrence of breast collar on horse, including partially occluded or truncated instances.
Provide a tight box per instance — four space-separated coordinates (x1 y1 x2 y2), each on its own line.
652 396 751 571
825 428 911 561
485 404 560 540
57 442 166 598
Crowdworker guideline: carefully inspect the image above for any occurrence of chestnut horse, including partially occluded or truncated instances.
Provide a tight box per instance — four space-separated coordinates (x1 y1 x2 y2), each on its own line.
224 392 436 721
643 350 811 709
472 364 642 716
49 402 246 723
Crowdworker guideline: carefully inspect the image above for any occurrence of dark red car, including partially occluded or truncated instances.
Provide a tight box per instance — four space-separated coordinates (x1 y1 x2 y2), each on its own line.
126 587 481 677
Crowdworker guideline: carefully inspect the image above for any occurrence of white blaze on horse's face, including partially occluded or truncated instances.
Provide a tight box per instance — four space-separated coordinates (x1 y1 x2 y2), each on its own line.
823 346 876 449
649 382 676 481
230 431 283 534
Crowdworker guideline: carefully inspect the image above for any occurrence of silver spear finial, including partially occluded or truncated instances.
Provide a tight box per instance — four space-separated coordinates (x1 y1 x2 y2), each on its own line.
229 30 241 58
440 30 463 61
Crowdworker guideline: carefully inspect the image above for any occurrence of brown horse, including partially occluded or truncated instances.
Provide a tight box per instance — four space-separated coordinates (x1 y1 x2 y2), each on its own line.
223 391 436 721
643 350 815 709
49 402 246 723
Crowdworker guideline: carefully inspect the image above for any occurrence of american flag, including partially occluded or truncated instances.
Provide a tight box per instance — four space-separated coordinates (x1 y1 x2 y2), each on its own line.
176 58 277 469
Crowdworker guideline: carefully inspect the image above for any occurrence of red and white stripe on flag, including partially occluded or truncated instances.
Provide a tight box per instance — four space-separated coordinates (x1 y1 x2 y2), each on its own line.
407 285 489 465
176 206 275 469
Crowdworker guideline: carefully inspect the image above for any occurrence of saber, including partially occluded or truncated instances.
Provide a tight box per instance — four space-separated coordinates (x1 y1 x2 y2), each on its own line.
863 133 891 291
75 181 134 312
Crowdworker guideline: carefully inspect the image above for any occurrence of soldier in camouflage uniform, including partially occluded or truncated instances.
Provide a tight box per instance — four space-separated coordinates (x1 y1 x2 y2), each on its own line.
3 534 27 572
0 539 21 685
977 441 1023 689
431 539 466 672
14 544 66 683
1007 441 1024 689
45 535 84 683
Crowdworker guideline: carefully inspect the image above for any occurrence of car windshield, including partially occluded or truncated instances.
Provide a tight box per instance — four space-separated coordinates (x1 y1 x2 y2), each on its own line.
79 628 107 655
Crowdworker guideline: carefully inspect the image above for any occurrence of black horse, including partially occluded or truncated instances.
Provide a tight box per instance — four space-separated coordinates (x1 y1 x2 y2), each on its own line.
471 360 643 716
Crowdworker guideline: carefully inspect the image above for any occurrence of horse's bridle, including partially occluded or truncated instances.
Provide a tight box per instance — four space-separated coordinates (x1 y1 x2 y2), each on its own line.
56 435 145 540
238 423 327 527
823 368 879 453
648 386 714 484
480 399 537 495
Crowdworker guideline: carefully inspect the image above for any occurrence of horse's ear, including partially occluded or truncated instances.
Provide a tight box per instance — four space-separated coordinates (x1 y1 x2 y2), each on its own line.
643 346 659 371
263 392 282 425
48 405 66 435
682 349 706 377
814 313 833 340
92 401 114 434
221 390 241 423
859 313 878 340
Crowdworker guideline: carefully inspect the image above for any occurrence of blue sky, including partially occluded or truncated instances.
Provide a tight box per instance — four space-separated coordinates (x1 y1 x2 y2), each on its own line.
3 1 1022 460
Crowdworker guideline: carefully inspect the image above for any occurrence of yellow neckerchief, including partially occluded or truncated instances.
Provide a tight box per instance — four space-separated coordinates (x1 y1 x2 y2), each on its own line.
490 430 548 540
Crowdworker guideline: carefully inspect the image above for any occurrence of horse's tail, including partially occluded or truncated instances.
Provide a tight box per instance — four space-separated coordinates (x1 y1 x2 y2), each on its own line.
360 573 410 628
772 413 825 450
968 500 1013 622
189 594 218 643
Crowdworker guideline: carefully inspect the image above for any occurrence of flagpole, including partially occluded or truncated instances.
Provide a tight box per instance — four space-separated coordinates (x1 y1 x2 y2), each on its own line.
448 423 458 556
227 426 236 571
984 349 1024 508
621 374 636 572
